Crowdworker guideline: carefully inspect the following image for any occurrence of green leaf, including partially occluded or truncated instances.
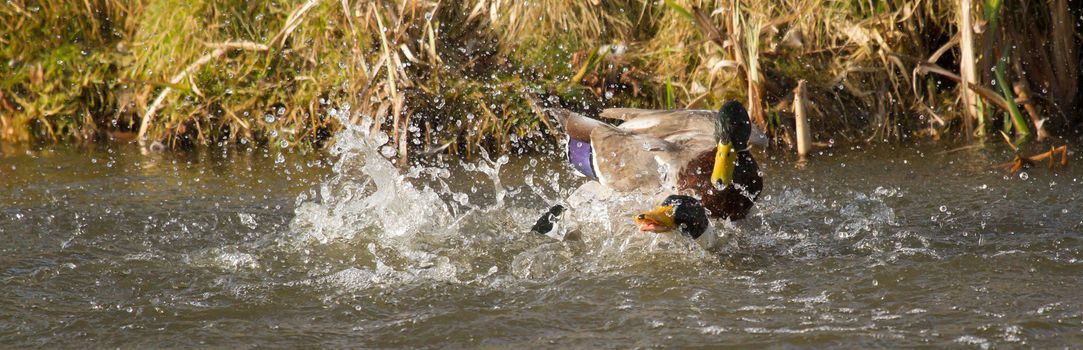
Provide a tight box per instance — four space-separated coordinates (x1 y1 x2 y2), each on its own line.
665 77 675 110
993 49 1029 142
664 0 694 20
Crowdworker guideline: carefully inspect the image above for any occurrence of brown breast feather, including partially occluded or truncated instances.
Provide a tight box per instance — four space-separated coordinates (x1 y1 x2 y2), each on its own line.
677 150 762 220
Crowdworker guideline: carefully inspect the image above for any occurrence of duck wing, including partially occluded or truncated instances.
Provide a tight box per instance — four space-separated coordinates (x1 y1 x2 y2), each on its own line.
546 108 609 179
600 108 716 122
589 125 697 192
549 107 715 151
546 107 714 190
604 108 717 150
546 108 606 141
603 108 768 148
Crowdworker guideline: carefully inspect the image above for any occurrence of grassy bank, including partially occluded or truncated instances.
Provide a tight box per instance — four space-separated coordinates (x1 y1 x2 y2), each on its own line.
2 0 1080 158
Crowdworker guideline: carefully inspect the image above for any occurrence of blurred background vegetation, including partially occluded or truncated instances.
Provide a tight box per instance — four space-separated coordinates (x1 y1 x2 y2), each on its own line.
1 0 1080 159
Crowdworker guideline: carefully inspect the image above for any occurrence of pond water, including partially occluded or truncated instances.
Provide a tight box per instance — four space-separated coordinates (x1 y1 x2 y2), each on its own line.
3 121 1083 348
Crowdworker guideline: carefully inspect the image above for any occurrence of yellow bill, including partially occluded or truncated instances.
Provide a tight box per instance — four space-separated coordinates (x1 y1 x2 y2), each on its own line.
711 141 736 186
634 205 676 232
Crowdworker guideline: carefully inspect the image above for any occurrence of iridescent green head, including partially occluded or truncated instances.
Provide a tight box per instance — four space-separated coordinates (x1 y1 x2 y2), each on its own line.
712 100 752 187
716 100 752 150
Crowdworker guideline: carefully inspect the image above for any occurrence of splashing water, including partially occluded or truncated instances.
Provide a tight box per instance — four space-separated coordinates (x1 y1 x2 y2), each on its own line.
291 112 455 243
287 108 468 287
285 107 721 290
4 113 1083 347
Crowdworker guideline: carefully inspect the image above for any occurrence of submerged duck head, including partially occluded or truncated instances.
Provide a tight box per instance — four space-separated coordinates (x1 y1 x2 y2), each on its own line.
711 100 753 187
633 195 710 239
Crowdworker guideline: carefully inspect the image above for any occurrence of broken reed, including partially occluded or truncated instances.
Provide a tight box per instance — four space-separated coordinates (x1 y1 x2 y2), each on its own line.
1 0 1079 159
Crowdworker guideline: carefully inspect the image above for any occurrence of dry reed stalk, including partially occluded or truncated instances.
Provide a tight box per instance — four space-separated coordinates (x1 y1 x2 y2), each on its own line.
1012 81 1047 141
272 0 322 47
794 80 811 157
686 2 765 130
373 6 398 140
731 1 766 131
913 61 1009 111
1048 0 1077 109
958 0 979 137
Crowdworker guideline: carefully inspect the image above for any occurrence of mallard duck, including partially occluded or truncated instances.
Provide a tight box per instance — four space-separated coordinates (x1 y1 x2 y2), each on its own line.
545 100 763 221
634 195 710 238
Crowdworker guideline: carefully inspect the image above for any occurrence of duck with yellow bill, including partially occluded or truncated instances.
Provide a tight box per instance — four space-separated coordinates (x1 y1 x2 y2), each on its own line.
531 100 763 238
633 195 710 239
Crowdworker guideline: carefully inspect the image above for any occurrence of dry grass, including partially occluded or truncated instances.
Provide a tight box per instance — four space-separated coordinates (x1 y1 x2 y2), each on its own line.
1 0 1079 157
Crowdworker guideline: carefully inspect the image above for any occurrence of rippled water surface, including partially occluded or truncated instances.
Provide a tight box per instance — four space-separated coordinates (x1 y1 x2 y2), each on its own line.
3 127 1083 347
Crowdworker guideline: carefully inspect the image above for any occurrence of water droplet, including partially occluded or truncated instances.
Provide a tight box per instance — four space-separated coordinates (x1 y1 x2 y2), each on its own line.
264 114 275 123
374 132 390 146
1019 172 1029 180
380 146 397 158
939 205 947 213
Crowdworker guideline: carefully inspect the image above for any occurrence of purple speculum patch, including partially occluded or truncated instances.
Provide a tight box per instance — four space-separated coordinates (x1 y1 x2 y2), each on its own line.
567 138 597 179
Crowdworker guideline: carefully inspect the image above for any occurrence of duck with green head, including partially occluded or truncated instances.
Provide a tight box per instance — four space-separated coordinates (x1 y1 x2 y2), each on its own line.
675 100 763 221
633 194 711 238
532 100 763 236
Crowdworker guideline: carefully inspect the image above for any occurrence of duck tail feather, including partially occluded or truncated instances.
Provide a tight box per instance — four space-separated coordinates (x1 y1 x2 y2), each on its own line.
545 108 604 141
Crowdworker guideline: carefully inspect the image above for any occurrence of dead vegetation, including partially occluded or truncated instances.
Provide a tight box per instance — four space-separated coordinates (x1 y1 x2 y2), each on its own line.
1 0 1081 159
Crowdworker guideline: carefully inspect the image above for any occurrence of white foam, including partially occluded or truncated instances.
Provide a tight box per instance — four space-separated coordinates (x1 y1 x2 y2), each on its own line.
955 335 991 349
